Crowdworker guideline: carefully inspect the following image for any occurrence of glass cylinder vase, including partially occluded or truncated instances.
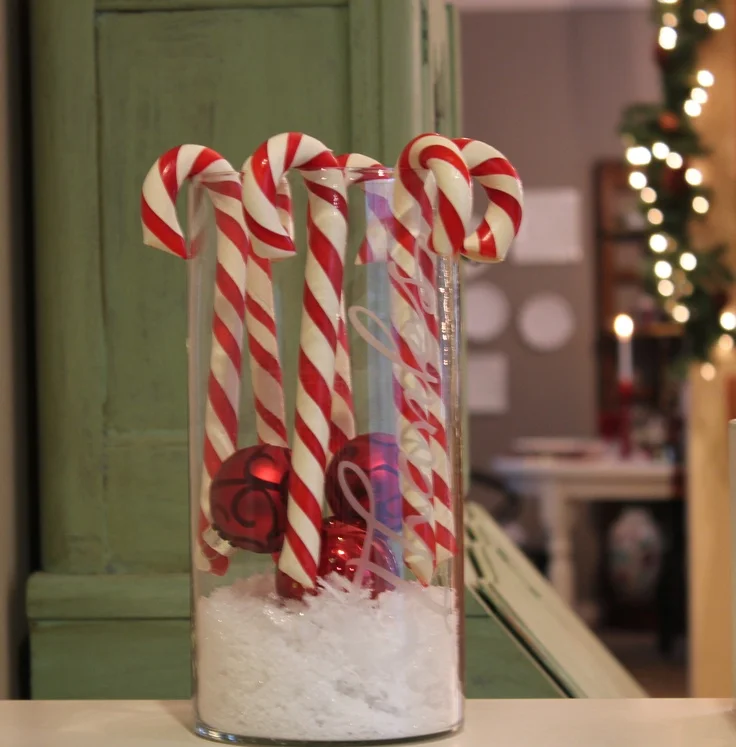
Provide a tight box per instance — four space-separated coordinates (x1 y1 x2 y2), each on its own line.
188 164 464 744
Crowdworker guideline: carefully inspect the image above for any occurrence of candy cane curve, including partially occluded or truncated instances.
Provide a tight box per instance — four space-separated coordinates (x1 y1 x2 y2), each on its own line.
454 137 523 262
141 144 247 576
242 132 348 590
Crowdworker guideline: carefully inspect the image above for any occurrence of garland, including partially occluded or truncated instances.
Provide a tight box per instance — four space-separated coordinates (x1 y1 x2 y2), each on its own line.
619 1 729 368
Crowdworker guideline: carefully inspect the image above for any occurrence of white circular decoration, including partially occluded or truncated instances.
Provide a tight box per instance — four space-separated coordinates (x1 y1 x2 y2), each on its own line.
464 282 510 343
517 293 575 352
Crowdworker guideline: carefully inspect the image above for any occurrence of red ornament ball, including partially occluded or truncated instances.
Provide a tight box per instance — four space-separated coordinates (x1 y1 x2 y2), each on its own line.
210 444 290 554
325 433 402 532
658 111 680 133
276 518 399 600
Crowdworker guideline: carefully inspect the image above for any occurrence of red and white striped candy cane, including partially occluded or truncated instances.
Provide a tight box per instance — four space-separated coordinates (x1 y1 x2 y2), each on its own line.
243 133 348 590
390 134 472 583
242 174 293 449
141 145 248 576
454 138 523 262
328 153 393 456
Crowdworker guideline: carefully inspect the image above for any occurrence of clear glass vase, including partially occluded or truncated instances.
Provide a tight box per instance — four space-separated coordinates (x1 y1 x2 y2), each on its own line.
188 165 464 744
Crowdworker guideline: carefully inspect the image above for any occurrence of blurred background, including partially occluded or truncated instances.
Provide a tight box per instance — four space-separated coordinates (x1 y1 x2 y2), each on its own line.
1 0 734 701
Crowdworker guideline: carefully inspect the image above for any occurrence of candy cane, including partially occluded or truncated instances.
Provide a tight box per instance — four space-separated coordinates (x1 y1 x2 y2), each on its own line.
328 153 393 456
454 138 523 262
242 176 293 449
141 145 247 576
390 134 472 583
243 132 348 590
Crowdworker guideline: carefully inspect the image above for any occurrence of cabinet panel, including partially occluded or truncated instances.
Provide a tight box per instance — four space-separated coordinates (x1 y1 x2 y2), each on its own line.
98 7 350 434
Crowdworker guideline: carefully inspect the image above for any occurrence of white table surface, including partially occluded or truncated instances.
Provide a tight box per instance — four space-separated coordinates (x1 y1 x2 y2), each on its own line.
3 699 736 746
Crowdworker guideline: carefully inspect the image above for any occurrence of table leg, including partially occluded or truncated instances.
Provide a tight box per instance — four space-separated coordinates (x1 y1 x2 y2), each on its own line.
541 483 575 606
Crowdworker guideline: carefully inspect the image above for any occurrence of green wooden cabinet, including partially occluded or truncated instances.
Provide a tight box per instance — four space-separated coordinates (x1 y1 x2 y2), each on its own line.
28 0 465 698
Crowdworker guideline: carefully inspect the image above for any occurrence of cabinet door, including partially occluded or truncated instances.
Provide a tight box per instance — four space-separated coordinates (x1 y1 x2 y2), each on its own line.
31 0 422 574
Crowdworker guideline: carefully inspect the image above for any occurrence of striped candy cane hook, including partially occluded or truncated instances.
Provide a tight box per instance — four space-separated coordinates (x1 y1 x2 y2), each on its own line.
454 138 523 262
243 132 348 591
141 145 248 576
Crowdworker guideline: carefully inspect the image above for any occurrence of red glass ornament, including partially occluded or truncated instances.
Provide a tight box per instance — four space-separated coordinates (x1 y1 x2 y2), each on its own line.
277 519 399 600
210 444 290 553
658 111 680 133
325 433 402 532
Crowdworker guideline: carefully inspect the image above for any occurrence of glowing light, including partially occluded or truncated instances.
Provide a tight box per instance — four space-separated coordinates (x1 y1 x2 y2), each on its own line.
684 99 702 117
652 141 670 159
694 8 708 23
662 12 678 26
648 208 664 225
708 12 726 30
626 146 652 166
672 304 690 323
628 171 647 189
685 167 703 186
720 311 736 331
693 196 710 214
641 187 657 204
701 362 716 381
658 279 675 297
691 87 708 104
659 26 678 49
654 260 673 279
719 334 734 352
697 70 714 87
666 152 683 169
649 233 668 253
613 314 634 339
680 252 697 271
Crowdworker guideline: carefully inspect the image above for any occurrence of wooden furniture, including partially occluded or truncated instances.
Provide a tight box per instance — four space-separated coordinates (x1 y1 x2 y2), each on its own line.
464 503 644 698
5 699 736 746
29 503 644 699
28 0 463 698
490 454 676 608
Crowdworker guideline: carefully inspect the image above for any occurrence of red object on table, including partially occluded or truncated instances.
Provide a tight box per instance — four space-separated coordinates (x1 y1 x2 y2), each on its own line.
618 381 634 458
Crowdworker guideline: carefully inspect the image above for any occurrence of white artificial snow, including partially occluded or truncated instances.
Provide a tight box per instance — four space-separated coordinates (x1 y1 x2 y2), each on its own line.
196 573 461 742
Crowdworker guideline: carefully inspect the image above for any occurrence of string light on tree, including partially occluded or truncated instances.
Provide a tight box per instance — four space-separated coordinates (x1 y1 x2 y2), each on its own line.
691 87 708 104
626 146 652 166
629 171 647 189
641 187 657 204
700 362 717 381
659 26 678 49
685 167 703 186
680 252 697 271
694 8 708 23
662 12 678 26
649 233 668 253
684 99 702 117
708 12 726 30
652 141 670 159
620 0 728 364
692 196 709 214
654 260 673 279
648 208 664 225
720 311 736 331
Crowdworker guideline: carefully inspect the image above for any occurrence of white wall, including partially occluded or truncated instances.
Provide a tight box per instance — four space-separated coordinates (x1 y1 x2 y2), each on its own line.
0 0 27 698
